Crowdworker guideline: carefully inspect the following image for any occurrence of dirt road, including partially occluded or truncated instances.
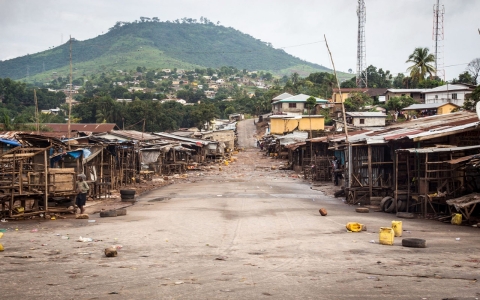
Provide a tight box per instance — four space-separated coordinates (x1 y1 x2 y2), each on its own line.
1 120 479 299
236 118 257 149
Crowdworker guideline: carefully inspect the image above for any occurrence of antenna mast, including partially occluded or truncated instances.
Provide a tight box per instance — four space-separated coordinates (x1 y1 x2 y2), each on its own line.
433 0 445 80
356 0 367 88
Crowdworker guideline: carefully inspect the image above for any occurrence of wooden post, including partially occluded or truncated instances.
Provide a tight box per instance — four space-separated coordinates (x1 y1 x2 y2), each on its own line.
395 150 399 212
406 154 410 212
424 153 429 218
44 149 49 216
368 145 372 204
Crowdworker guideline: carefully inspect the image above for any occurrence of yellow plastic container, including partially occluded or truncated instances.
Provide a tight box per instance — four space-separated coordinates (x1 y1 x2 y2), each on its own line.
391 221 403 237
224 160 229 166
451 213 462 225
0 232 3 239
0 243 3 251
346 222 363 232
379 227 395 245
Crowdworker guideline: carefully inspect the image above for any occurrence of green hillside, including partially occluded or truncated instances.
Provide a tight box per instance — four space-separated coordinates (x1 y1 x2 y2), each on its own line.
0 20 338 82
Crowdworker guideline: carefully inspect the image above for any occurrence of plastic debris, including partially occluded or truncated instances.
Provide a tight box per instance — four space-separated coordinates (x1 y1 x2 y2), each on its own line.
61 236 69 240
88 220 96 223
455 238 461 241
77 236 93 242
31 229 38 232
0 219 7 223
370 240 376 243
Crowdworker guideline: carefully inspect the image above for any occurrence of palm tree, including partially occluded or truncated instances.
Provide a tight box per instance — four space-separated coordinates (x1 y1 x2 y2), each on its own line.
406 47 436 82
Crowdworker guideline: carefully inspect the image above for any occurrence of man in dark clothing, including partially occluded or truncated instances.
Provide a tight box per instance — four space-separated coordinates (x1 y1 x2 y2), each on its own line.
76 174 89 214
332 157 340 186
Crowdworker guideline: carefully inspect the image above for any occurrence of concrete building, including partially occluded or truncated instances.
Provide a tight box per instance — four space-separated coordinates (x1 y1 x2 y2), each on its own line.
270 115 325 135
402 103 460 116
423 84 475 107
384 89 427 103
271 94 328 116
345 112 387 127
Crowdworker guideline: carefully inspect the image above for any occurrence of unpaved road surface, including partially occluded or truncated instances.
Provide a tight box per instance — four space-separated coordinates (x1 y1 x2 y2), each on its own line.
237 118 257 148
1 120 480 299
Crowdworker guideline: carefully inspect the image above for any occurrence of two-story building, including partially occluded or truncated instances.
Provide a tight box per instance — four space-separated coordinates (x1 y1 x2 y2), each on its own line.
271 94 328 116
384 88 427 103
423 83 475 107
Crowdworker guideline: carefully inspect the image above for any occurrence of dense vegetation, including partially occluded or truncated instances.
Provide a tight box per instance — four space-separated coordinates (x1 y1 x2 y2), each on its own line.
0 18 333 81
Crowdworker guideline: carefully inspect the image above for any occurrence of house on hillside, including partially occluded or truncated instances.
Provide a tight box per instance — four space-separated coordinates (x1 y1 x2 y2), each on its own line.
271 92 294 103
384 88 427 103
402 103 459 116
270 115 325 135
330 88 387 117
345 112 387 127
271 94 328 116
423 83 475 107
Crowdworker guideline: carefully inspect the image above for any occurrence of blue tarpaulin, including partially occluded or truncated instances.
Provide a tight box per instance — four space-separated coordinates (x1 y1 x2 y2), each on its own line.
66 150 83 159
0 138 21 147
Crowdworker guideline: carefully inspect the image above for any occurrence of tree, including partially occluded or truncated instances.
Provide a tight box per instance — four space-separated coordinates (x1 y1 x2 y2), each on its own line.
393 73 405 88
406 47 436 82
462 85 480 111
366 65 392 88
453 72 473 85
385 95 416 112
344 92 371 111
305 96 317 115
466 58 480 85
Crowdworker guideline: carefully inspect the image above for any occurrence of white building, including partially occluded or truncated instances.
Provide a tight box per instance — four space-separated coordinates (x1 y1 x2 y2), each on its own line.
423 84 475 107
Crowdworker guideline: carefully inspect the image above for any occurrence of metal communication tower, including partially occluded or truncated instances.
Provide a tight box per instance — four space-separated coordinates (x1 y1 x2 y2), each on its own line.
356 0 367 88
433 0 445 80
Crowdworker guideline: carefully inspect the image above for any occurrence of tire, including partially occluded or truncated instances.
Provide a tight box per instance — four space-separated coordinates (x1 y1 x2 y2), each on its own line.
402 238 426 248
355 207 369 213
380 196 393 211
120 189 136 195
116 208 127 216
100 210 117 217
397 199 407 212
396 212 415 219
384 198 396 213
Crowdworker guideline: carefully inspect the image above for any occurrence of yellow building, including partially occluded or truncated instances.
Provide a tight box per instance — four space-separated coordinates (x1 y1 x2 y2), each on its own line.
402 103 459 115
270 115 324 135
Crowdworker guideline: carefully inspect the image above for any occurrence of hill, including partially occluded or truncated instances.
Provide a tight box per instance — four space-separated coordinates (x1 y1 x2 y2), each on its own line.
0 20 347 82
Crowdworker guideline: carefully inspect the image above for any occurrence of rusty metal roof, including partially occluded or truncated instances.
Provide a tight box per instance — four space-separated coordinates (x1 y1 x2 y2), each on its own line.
102 130 162 142
44 123 119 133
312 112 479 144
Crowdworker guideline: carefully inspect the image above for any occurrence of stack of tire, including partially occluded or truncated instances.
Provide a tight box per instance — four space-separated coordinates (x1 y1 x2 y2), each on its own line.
120 189 136 202
380 196 408 213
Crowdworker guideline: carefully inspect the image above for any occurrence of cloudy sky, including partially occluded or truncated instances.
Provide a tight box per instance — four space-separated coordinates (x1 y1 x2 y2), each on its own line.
1 0 479 81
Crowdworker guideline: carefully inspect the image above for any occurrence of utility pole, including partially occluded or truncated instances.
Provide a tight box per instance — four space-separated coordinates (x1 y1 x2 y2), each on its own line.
34 89 39 134
67 36 73 150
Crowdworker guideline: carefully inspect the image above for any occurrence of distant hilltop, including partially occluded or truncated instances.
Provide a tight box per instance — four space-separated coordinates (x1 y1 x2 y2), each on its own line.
0 18 335 81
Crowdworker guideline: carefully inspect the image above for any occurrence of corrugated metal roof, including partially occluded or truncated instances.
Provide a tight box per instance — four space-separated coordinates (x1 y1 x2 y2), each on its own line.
101 130 162 142
274 131 308 145
152 132 214 146
406 121 479 141
386 88 427 93
396 145 480 153
346 112 387 117
44 123 118 132
422 84 474 93
403 103 458 110
272 94 328 104
272 92 293 101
